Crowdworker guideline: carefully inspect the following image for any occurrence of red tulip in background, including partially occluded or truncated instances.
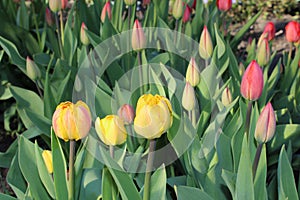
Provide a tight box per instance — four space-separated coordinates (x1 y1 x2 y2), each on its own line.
285 21 300 43
61 0 68 9
101 1 112 23
216 0 232 11
263 22 275 41
240 60 264 101
182 5 191 23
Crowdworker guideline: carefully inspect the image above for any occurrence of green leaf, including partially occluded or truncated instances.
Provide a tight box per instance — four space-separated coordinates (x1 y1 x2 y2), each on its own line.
214 23 225 59
150 165 167 200
235 134 254 200
176 186 213 200
278 145 299 200
78 168 102 200
51 130 68 200
0 193 18 200
221 169 236 197
254 144 267 200
102 168 118 200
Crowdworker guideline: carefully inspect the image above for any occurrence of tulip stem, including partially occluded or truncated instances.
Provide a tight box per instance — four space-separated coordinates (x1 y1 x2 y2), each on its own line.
174 19 179 43
60 11 64 45
109 145 114 159
35 80 43 99
287 42 293 67
137 51 144 95
143 139 156 200
128 5 131 30
68 140 75 200
205 59 209 68
245 101 253 142
55 13 64 59
252 143 263 180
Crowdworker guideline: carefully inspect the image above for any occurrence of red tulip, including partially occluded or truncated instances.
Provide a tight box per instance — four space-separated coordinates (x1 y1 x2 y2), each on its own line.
263 22 275 41
192 0 196 9
101 1 112 23
216 0 232 11
285 21 300 43
45 7 54 26
182 5 191 23
61 0 68 9
240 60 264 101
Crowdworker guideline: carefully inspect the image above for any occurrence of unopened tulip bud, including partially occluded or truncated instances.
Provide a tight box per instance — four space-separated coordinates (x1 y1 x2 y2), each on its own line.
257 38 270 66
132 19 146 51
26 57 41 80
49 0 61 13
238 62 245 76
61 0 68 9
124 0 137 6
42 150 53 174
216 0 232 11
80 22 90 45
199 26 213 60
246 37 254 52
240 60 264 101
118 104 135 124
285 21 300 43
263 22 275 41
182 5 191 23
186 57 200 86
254 102 276 143
222 87 232 106
101 1 112 23
172 0 183 19
142 0 151 6
45 7 54 26
182 82 196 111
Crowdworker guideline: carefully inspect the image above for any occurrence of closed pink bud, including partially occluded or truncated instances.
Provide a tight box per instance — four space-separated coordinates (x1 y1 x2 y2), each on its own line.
132 19 146 51
182 82 196 111
216 0 232 11
80 22 90 45
61 0 68 9
172 0 183 19
254 102 276 143
263 22 275 41
285 21 300 43
199 26 213 60
240 60 264 101
186 57 200 86
45 7 54 26
118 104 135 124
49 0 61 13
257 38 270 66
101 1 112 23
182 5 191 23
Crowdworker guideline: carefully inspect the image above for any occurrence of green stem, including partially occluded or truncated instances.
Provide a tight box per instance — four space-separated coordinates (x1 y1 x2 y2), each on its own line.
143 139 156 200
252 143 263 179
68 140 75 200
35 80 43 99
109 145 114 159
287 42 293 67
128 5 131 30
55 13 64 59
174 19 179 43
245 101 253 142
138 51 143 95
60 11 64 46
32 3 41 47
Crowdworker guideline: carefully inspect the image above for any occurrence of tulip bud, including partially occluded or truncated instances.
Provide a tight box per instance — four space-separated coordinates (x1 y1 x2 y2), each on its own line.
168 0 174 15
186 57 200 86
124 0 137 6
45 7 54 26
222 87 232 106
257 38 270 66
26 57 41 80
192 0 197 8
49 0 61 13
199 26 213 60
80 22 90 45
142 0 151 6
263 22 275 41
101 1 112 23
95 115 127 146
182 5 191 23
134 94 173 139
238 62 245 76
42 150 53 174
118 104 135 124
182 82 196 111
285 21 300 43
61 0 68 9
52 101 92 141
254 102 276 143
240 60 264 101
246 37 254 52
172 0 183 20
216 0 232 11
132 19 146 51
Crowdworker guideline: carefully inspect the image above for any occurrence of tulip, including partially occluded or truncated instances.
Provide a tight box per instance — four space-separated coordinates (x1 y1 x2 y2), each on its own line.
26 57 41 80
42 150 53 174
95 115 127 145
124 0 137 6
285 21 300 43
192 0 197 8
134 94 173 139
132 19 146 51
199 26 213 60
254 102 276 143
118 104 135 124
101 1 112 23
80 22 90 45
246 37 254 53
216 0 232 11
240 60 264 101
45 8 54 26
263 22 275 41
142 0 151 6
61 0 68 9
49 0 61 13
186 57 200 87
182 82 196 111
172 0 183 20
52 101 92 141
182 5 191 23
257 38 270 66
238 62 245 76
222 87 232 106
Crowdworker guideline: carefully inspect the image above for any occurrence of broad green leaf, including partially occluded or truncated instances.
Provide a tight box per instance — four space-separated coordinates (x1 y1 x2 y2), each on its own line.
176 186 213 200
78 168 102 200
221 169 236 197
254 144 267 200
102 168 118 200
0 193 18 200
149 165 167 200
214 23 225 59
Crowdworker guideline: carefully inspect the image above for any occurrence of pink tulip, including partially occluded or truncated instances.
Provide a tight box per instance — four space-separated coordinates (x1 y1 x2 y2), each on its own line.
285 21 300 43
80 22 90 45
182 5 191 23
101 1 112 23
263 22 275 41
45 7 54 26
216 0 232 11
61 0 68 9
118 104 135 125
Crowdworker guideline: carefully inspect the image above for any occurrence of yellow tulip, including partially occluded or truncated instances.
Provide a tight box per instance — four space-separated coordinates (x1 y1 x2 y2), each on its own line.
134 94 173 139
42 150 53 174
52 101 92 141
95 115 127 146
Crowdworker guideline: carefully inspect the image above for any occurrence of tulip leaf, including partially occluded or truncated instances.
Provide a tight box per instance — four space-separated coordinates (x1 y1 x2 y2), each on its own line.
18 136 51 200
51 130 68 200
234 134 254 200
214 23 225 59
149 165 167 200
78 168 102 200
221 169 236 197
0 193 17 200
278 145 299 200
102 167 118 200
176 186 213 200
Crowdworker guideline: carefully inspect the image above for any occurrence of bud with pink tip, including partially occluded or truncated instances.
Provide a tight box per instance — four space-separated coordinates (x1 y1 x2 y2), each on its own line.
182 5 191 23
182 82 196 111
172 0 183 20
132 19 146 51
186 57 200 87
80 22 90 45
118 104 135 125
199 26 213 60
257 38 270 66
61 0 68 10
101 1 112 23
45 7 54 26
222 87 232 106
